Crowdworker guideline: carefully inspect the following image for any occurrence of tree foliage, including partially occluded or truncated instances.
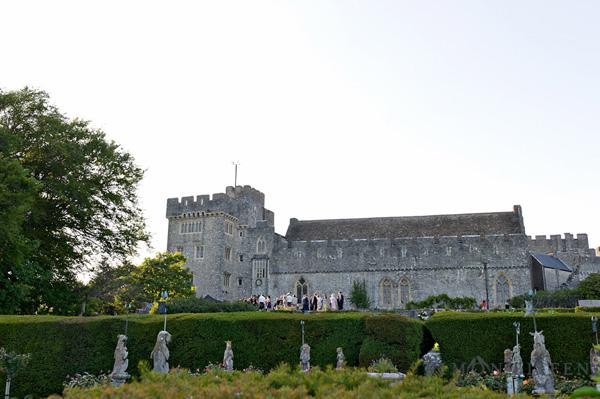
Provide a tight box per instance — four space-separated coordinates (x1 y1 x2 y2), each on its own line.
577 273 600 300
349 280 370 309
0 88 148 314
86 252 194 314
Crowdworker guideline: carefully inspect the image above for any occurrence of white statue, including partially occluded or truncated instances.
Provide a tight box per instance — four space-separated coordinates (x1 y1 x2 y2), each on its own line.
110 335 130 386
151 330 171 373
300 344 310 372
530 331 554 394
223 341 233 371
511 344 524 377
503 348 513 373
336 347 345 369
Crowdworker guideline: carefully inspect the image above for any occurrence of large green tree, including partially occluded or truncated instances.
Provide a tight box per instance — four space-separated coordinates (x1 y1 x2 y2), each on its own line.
87 252 194 314
0 88 148 314
0 156 39 313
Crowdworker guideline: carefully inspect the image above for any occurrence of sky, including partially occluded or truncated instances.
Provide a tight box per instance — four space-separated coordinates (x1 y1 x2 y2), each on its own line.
1 1 599 262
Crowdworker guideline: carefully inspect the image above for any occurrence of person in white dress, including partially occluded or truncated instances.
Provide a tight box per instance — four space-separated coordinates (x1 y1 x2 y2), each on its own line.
330 293 338 311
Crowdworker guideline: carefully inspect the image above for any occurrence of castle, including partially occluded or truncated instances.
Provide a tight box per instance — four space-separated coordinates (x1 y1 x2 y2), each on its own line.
166 185 600 309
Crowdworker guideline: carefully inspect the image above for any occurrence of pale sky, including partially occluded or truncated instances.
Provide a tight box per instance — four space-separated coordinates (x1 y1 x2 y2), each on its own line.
1 1 599 262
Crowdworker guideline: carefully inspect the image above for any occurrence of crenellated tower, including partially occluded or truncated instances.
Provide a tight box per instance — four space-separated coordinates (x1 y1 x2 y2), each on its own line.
166 185 275 301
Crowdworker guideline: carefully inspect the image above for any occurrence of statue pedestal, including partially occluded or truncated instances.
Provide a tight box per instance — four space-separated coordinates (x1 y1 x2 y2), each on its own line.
506 373 522 396
110 372 130 387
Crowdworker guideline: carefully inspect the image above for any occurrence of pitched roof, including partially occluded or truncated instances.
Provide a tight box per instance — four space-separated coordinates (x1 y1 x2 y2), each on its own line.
531 253 572 272
285 210 524 241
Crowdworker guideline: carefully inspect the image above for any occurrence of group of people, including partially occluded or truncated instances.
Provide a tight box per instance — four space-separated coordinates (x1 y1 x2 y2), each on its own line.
243 291 345 312
300 292 345 312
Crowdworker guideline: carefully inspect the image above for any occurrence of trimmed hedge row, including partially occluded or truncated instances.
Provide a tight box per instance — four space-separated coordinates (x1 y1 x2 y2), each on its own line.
426 311 599 376
0 312 425 398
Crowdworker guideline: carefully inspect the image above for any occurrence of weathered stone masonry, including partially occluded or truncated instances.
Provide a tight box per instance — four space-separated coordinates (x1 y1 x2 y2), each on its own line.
166 185 599 308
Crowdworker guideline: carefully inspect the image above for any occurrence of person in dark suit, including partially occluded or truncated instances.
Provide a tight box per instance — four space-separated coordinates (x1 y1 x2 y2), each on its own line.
302 295 310 312
337 291 344 311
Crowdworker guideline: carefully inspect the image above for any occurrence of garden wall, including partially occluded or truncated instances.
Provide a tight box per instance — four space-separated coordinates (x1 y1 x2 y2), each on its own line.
0 312 424 398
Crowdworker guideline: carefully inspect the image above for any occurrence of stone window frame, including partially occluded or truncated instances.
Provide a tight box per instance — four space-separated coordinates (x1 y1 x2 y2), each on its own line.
295 277 308 300
379 277 394 308
223 272 231 288
225 221 234 236
224 247 232 261
254 259 267 279
398 276 411 306
195 245 204 259
256 237 266 254
494 273 512 307
181 220 202 234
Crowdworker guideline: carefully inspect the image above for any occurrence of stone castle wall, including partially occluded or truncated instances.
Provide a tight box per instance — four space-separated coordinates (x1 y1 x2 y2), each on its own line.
269 234 530 308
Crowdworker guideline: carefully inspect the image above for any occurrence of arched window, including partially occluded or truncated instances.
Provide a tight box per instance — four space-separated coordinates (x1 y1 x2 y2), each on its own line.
399 277 410 306
257 237 266 254
295 277 308 301
379 278 393 308
496 274 510 306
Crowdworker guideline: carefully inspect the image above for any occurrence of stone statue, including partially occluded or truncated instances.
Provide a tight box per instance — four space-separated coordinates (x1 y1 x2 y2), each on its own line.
223 341 233 371
336 347 345 369
109 335 130 386
300 344 310 372
151 330 172 373
422 347 443 376
590 346 600 377
503 348 513 373
530 331 554 394
511 344 524 377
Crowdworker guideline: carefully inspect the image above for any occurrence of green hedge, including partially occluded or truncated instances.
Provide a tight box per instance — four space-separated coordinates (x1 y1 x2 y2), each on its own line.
0 312 423 398
425 311 600 377
162 297 257 313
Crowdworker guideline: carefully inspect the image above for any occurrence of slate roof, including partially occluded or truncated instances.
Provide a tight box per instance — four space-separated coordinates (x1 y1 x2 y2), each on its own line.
531 253 572 272
285 210 524 241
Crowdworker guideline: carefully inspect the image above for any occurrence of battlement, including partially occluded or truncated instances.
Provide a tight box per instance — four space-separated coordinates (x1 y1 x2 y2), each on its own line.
166 185 265 218
528 233 591 254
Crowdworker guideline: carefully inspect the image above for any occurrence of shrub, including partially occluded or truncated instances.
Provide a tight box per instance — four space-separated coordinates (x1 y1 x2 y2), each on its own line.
63 372 110 389
163 296 256 313
53 365 527 399
578 273 600 300
349 280 370 309
0 312 422 397
367 356 398 373
425 311 600 377
406 294 476 310
509 289 580 308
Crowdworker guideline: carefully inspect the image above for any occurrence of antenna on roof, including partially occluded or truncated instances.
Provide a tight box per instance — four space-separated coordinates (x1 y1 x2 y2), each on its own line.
232 161 240 187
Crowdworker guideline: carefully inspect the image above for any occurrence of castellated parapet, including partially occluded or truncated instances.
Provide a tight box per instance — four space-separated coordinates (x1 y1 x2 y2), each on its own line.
528 233 594 256
166 185 599 308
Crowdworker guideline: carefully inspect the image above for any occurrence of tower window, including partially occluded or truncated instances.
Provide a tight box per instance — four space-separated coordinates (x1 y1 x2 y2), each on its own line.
180 220 202 234
224 247 232 261
256 237 266 254
195 245 204 259
238 278 243 286
223 272 231 287
225 221 234 235
239 254 244 262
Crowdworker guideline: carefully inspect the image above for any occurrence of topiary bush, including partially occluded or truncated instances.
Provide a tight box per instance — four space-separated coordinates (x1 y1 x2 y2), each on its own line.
425 311 600 377
0 312 423 397
358 314 426 370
